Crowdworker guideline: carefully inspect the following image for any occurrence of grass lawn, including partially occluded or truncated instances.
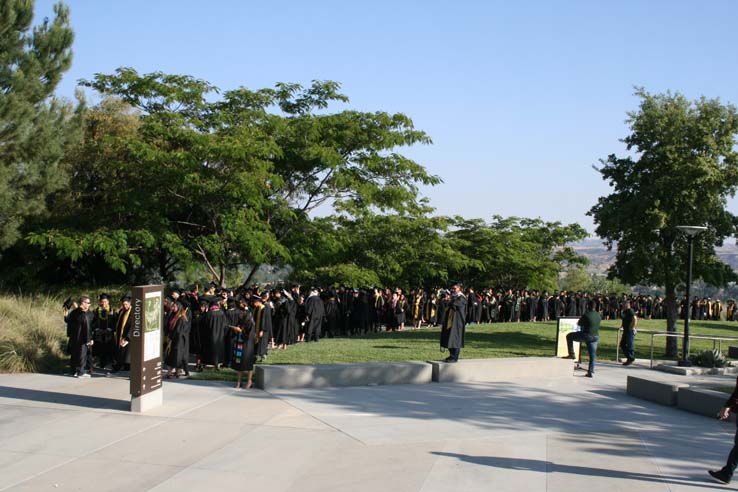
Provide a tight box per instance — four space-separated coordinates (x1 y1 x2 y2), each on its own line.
190 318 738 381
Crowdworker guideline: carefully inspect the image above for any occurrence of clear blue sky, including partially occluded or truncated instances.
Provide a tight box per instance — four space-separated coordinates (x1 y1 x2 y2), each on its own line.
35 0 738 233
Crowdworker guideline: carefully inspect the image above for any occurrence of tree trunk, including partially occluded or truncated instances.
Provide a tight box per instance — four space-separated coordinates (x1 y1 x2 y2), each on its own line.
219 263 226 288
664 281 678 357
242 264 260 288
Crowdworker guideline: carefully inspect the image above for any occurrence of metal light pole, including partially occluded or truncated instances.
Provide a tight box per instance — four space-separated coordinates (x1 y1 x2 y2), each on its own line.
676 225 707 367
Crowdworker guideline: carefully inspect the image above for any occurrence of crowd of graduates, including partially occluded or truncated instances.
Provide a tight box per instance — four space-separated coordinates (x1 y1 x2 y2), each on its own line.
63 283 738 384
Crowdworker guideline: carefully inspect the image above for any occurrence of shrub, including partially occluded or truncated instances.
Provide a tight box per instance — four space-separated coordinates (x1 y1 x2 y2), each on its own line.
0 294 68 373
689 348 730 368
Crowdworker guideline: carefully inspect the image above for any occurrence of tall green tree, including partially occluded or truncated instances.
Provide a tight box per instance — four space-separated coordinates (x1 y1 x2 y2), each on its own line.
447 216 587 291
589 89 738 356
28 69 439 286
0 1 80 249
289 207 468 288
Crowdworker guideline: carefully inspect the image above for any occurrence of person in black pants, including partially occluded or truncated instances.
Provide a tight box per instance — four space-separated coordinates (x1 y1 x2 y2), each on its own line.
565 301 600 377
709 377 738 484
619 301 637 365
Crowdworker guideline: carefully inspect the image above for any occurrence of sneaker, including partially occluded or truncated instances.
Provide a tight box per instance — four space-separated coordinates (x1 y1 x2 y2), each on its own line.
585 372 593 378
709 469 731 484
79 373 91 379
622 358 634 366
563 354 575 360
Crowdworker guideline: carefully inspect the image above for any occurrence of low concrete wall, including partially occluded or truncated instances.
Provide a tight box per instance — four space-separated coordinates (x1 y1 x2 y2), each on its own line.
626 376 689 406
678 387 735 421
256 361 433 390
430 357 572 383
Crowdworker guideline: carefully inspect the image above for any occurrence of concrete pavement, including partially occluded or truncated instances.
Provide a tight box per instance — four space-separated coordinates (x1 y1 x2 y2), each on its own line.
1 360 737 491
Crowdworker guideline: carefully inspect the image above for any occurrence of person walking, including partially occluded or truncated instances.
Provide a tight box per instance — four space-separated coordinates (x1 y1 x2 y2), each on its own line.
709 376 738 484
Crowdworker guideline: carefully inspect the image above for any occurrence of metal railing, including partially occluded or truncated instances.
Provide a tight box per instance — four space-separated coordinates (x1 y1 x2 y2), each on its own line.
615 328 738 368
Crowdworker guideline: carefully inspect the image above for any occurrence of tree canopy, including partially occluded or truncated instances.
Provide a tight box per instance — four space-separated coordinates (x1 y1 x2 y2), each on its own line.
25 69 441 286
589 88 738 354
0 0 81 249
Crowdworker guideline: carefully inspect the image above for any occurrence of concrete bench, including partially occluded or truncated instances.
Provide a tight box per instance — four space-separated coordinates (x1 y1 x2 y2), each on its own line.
626 376 689 406
677 387 735 421
255 361 433 390
429 357 572 383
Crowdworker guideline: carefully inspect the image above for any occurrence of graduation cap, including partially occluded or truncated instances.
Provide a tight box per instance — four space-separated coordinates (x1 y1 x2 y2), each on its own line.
251 294 264 302
99 293 110 301
62 297 74 310
175 299 188 310
121 294 132 302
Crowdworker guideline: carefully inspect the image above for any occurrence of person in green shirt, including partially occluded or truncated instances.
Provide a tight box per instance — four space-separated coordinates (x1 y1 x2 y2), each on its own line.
565 301 600 377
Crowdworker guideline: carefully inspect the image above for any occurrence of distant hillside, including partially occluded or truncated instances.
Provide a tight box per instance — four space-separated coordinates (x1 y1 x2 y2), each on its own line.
570 239 738 275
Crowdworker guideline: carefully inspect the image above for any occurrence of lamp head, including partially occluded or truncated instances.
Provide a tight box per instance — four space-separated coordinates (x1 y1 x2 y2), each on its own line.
676 225 707 237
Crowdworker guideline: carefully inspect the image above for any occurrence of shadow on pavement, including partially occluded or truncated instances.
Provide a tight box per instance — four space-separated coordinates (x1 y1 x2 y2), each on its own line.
0 385 129 411
431 452 726 489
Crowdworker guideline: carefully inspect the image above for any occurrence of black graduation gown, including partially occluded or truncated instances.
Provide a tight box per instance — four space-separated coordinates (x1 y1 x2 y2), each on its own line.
285 298 298 345
92 307 116 364
257 304 273 356
114 307 133 366
202 308 227 366
273 299 290 345
324 297 340 336
165 317 190 370
440 294 467 349
224 308 239 366
305 295 325 341
189 310 205 356
231 310 257 371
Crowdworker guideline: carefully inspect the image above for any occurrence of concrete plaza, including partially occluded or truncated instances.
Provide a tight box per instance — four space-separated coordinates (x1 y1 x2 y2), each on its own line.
0 361 736 491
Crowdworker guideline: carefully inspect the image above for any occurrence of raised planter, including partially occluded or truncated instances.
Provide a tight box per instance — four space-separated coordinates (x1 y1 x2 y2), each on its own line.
626 375 689 406
677 387 735 421
255 361 433 390
429 357 572 383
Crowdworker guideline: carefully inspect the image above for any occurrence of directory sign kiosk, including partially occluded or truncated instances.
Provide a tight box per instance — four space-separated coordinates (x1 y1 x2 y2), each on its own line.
555 316 581 360
130 284 164 412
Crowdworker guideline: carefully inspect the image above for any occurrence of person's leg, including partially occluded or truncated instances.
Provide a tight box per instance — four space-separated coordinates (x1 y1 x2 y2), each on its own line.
725 421 738 476
625 329 635 361
711 421 738 483
586 336 598 376
448 347 460 361
245 370 253 389
566 331 583 358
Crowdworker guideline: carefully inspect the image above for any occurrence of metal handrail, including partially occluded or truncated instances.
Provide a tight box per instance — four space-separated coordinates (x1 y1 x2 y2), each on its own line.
615 327 738 368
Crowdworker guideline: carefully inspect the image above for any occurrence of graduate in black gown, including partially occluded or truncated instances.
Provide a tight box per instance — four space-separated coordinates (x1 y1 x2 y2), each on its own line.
304 288 325 342
113 295 133 372
202 298 227 368
224 297 239 367
164 300 190 378
190 298 208 371
284 290 298 346
252 295 272 359
272 291 291 349
92 293 116 370
323 290 340 338
440 284 467 362
230 298 257 389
